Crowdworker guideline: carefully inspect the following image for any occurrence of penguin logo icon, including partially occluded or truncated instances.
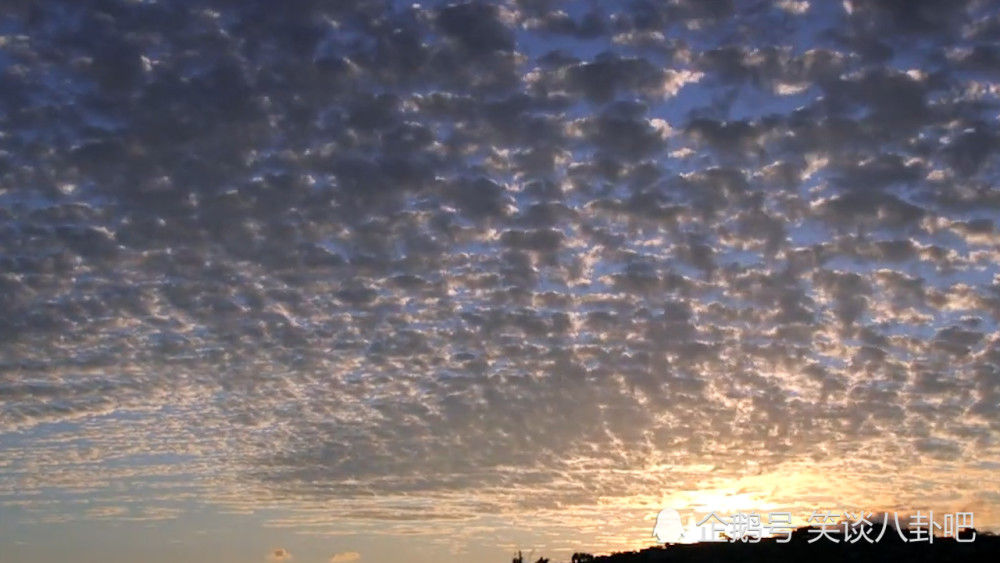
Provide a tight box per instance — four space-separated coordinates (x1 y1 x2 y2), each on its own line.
652 508 686 544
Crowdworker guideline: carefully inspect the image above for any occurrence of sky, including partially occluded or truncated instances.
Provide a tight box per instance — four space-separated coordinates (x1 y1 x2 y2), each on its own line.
2 0 1000 562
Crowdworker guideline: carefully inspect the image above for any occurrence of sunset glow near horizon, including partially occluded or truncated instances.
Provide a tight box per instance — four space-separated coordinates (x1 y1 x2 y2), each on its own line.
2 0 1000 562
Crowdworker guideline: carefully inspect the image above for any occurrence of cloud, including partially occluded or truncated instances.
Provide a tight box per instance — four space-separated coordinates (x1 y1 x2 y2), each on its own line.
329 552 361 563
268 548 292 561
0 0 999 553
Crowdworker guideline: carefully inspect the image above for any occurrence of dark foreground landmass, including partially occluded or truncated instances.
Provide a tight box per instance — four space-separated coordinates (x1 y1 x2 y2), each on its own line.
517 526 1000 563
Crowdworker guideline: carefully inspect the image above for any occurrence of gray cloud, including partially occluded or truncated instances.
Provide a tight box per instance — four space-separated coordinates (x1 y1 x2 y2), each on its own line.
1 0 1000 545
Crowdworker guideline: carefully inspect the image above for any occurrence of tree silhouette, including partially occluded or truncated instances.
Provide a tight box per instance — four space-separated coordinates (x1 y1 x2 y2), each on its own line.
513 526 1000 563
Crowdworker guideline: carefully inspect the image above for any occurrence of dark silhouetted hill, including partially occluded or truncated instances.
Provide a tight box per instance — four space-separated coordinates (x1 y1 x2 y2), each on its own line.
514 526 1000 563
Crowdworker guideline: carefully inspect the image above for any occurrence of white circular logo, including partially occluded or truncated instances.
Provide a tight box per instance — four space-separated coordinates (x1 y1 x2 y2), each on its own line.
652 508 686 544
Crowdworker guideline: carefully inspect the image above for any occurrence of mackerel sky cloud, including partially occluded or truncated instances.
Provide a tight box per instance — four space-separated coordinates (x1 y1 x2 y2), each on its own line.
2 1 1000 561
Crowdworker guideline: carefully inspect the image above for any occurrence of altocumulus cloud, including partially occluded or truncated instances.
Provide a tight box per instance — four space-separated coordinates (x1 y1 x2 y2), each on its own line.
0 0 999 549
